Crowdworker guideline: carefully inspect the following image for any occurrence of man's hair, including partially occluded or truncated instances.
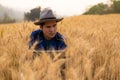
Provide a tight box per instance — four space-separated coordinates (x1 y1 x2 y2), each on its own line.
40 21 57 27
40 23 45 27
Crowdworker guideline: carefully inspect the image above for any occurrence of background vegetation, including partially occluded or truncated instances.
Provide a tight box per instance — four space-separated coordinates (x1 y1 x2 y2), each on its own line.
83 0 120 14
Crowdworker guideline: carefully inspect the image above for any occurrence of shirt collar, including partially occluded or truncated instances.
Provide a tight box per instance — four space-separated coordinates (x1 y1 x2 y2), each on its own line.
38 31 64 41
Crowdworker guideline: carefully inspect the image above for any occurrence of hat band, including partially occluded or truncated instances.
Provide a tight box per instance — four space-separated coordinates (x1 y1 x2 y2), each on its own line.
40 17 56 20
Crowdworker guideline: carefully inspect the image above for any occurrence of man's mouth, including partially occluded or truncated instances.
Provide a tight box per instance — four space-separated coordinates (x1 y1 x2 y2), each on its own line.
49 33 55 36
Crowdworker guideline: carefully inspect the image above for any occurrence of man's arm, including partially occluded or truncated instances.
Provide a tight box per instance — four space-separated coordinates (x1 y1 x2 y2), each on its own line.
28 29 41 49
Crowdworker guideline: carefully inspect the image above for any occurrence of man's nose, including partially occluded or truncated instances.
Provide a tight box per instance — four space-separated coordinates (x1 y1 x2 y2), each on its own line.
50 27 54 32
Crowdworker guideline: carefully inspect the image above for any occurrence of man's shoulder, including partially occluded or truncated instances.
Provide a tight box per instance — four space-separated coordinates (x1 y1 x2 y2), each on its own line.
30 29 42 39
55 32 67 50
56 32 67 42
31 29 41 35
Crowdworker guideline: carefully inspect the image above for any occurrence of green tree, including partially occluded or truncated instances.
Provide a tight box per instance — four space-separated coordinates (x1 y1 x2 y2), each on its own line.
24 7 41 21
83 3 109 15
24 12 30 21
111 0 120 13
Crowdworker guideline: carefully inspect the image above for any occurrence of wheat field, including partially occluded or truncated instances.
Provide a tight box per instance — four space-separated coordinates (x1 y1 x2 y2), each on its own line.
0 14 120 80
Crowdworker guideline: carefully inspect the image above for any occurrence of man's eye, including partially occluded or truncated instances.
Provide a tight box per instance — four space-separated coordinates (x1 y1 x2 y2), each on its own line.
46 26 51 28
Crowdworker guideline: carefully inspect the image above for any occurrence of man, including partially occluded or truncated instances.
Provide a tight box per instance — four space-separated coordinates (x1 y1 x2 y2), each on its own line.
28 9 67 80
28 8 67 54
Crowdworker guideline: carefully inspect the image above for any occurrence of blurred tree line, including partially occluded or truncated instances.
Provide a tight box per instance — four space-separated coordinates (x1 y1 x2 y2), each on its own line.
0 6 41 24
0 13 16 24
24 7 41 21
83 0 120 15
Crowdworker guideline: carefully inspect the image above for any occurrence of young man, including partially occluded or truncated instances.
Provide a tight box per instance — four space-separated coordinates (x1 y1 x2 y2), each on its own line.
28 9 67 80
29 8 67 52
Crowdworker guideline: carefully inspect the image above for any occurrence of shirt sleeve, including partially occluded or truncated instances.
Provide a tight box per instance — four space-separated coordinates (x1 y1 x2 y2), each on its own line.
59 40 67 50
28 29 41 49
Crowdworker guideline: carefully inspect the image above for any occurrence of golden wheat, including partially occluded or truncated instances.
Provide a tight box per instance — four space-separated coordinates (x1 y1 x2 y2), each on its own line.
0 14 120 80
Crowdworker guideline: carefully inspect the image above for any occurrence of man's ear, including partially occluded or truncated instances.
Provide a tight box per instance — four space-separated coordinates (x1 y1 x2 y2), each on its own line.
40 26 43 29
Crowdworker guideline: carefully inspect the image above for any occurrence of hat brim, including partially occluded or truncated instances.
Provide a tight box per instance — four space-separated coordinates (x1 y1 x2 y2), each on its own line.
34 18 63 25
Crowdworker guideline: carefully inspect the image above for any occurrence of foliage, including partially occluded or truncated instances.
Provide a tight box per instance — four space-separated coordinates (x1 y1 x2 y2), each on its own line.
24 7 41 21
83 0 120 15
84 3 109 15
0 13 16 24
111 0 120 13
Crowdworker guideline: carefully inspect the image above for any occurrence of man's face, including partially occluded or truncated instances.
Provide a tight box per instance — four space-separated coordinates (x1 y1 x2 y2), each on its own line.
40 21 57 40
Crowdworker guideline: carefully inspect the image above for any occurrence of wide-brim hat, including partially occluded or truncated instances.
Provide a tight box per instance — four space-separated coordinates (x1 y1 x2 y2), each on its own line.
34 8 63 25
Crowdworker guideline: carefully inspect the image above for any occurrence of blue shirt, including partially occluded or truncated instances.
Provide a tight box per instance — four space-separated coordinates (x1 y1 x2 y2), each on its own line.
29 29 67 51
